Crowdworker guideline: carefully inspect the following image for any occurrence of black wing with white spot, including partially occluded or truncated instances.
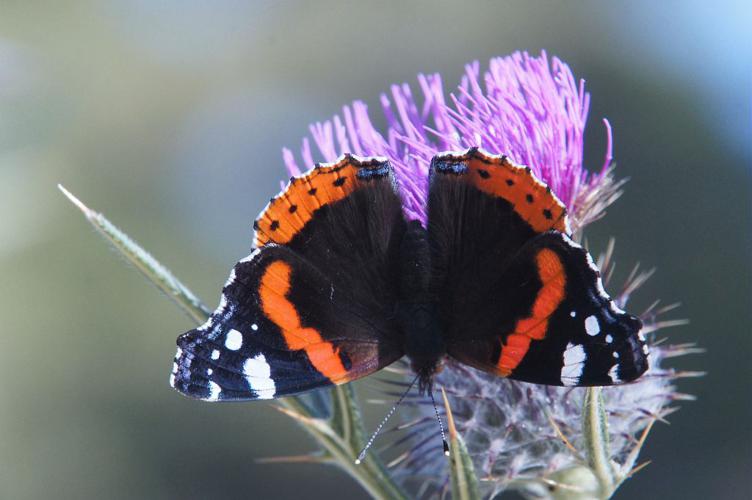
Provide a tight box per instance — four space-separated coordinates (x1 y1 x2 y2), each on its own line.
171 156 407 401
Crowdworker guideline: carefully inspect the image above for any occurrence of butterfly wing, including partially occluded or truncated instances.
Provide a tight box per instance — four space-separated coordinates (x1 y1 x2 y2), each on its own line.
172 155 407 400
428 148 648 386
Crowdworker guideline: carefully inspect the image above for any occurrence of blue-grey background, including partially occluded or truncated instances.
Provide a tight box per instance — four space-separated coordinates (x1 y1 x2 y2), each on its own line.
0 1 749 499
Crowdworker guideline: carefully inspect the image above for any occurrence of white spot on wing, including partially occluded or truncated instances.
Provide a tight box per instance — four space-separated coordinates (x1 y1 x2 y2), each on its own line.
197 316 213 331
211 349 220 360
225 329 243 351
608 364 620 383
570 310 577 318
206 381 221 401
561 234 625 314
240 248 261 263
561 343 586 386
585 315 600 336
175 347 192 369
224 268 236 287
251 323 259 331
605 334 614 344
609 301 626 315
244 354 271 378
169 373 176 387
244 354 276 399
217 295 228 313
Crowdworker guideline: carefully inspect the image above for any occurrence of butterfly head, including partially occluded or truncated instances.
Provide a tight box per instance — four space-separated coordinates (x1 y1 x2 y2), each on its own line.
412 357 444 395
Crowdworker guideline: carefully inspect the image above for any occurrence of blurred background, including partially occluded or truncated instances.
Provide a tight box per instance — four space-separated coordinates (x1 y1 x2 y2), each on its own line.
0 1 749 499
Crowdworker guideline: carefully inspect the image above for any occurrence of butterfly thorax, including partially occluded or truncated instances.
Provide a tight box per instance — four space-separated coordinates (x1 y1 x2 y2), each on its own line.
397 221 445 394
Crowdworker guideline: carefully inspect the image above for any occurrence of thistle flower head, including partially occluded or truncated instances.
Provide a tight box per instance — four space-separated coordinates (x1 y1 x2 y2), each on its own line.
284 51 617 232
283 51 695 498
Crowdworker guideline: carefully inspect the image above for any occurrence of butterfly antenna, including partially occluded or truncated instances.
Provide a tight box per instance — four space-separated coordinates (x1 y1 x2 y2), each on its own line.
430 387 450 456
355 374 419 465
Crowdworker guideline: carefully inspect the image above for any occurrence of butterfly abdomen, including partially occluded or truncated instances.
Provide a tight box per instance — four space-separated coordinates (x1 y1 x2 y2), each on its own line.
397 221 445 392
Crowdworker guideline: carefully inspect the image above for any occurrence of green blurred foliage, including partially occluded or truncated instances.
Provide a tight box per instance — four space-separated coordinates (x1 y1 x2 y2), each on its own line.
0 1 749 499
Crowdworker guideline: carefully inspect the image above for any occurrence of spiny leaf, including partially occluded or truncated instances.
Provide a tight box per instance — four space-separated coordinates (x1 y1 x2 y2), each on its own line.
331 384 366 449
58 184 211 323
255 453 333 465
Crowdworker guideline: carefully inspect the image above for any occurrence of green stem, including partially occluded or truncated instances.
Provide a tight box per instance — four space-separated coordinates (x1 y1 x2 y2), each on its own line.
582 387 615 498
278 392 407 500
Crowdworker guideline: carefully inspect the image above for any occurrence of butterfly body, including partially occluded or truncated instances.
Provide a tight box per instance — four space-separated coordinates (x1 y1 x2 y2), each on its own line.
171 149 648 402
396 220 445 393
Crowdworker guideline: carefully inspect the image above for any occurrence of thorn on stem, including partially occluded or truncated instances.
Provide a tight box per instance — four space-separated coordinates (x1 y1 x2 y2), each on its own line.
58 184 94 217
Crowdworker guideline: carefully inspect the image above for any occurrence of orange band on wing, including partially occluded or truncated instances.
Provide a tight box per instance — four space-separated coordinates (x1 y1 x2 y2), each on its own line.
259 261 349 382
253 155 390 247
466 153 568 233
497 248 566 375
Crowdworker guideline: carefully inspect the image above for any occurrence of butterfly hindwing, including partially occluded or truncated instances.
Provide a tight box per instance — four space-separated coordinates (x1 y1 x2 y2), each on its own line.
172 156 407 401
445 231 648 386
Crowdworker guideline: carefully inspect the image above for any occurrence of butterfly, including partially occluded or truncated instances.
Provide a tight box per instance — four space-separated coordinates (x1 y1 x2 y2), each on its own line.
170 148 648 402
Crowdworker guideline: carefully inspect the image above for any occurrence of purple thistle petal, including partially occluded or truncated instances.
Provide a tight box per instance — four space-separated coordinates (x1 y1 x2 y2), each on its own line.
282 147 300 177
283 51 615 230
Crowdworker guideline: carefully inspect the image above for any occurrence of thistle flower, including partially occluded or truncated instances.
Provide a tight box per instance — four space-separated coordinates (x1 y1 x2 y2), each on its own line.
283 51 696 498
283 51 619 232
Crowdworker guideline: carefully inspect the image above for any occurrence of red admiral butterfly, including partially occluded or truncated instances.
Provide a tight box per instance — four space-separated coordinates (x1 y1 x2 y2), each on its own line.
170 148 648 402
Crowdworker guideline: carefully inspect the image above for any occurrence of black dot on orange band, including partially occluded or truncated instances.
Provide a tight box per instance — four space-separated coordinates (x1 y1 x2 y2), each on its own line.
308 188 317 195
506 179 514 186
526 194 534 203
543 208 553 219
253 220 259 230
478 169 490 179
339 351 353 370
333 177 346 187
288 205 297 213
270 220 280 231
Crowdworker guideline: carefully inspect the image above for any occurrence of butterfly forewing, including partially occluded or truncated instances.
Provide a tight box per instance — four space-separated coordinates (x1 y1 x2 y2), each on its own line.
171 156 407 401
